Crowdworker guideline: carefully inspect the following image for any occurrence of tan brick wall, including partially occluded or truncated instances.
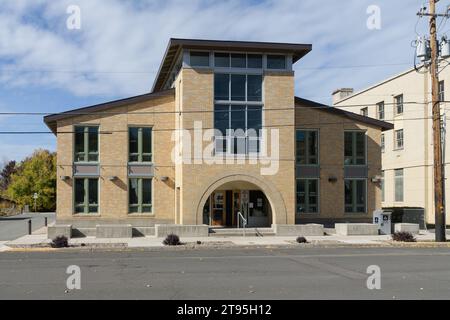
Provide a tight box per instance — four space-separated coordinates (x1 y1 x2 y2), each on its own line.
176 68 296 225
53 67 382 227
295 106 382 222
55 95 176 225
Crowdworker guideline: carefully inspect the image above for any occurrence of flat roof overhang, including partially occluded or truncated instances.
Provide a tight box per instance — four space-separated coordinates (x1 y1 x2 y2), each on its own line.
152 38 312 92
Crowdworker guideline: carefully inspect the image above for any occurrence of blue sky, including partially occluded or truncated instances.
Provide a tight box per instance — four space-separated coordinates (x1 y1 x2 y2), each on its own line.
0 0 447 164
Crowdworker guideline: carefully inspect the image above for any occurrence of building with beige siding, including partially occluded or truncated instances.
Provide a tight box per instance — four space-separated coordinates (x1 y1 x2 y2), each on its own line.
333 64 450 226
44 39 391 237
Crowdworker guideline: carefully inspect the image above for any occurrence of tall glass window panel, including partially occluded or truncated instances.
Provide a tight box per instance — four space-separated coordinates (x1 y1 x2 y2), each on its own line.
75 126 99 162
74 179 85 213
296 130 318 165
214 53 230 68
296 179 318 213
231 106 246 154
129 127 139 162
190 51 210 67
247 106 262 153
247 54 263 68
267 55 286 69
142 179 152 213
247 75 262 102
231 74 246 101
231 53 246 68
345 179 366 213
74 178 98 214
74 127 85 162
88 179 99 213
214 74 229 101
344 131 366 165
88 127 99 162
142 128 152 162
129 179 139 213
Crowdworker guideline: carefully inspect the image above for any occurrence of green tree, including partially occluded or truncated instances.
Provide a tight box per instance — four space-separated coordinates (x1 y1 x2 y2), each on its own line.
0 160 17 193
6 149 56 212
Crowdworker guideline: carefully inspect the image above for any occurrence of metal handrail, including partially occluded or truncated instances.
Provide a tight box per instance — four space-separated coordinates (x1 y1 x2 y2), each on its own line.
237 211 247 237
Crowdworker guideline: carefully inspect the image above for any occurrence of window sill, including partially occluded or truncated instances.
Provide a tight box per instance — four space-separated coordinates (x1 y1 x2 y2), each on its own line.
128 213 155 217
393 148 404 151
128 162 154 165
72 213 101 217
73 162 100 165
344 212 368 216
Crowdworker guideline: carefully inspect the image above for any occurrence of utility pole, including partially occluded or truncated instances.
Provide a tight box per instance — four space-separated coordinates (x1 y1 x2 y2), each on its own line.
429 0 446 242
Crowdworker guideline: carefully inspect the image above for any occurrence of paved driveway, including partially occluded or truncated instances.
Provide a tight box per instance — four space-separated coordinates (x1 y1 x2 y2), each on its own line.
0 213 55 241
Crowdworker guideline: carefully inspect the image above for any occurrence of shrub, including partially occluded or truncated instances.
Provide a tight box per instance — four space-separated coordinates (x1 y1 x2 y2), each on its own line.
51 235 69 248
392 231 416 242
196 241 202 245
163 234 181 246
296 236 308 244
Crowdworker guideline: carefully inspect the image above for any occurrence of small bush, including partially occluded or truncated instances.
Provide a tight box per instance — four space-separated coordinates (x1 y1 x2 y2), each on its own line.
163 234 181 246
296 236 308 244
51 235 69 248
392 231 416 242
196 241 202 245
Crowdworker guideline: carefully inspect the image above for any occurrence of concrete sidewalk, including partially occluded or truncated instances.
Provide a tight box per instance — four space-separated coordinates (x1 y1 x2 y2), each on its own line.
0 226 442 251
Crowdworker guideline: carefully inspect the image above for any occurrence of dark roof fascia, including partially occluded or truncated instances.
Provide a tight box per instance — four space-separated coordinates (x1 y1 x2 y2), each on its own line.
295 97 394 131
44 89 175 134
152 38 312 92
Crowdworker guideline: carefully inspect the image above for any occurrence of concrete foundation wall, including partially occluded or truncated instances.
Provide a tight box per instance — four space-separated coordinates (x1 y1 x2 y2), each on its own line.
96 224 133 238
155 224 209 238
272 224 324 236
335 223 379 236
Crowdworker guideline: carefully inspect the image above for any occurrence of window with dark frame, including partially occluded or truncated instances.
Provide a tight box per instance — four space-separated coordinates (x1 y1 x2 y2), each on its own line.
129 178 152 214
344 131 366 165
267 55 286 69
296 179 319 214
296 130 318 165
74 126 99 163
74 178 99 214
129 127 152 163
345 179 366 213
381 134 385 153
214 72 263 155
190 51 210 67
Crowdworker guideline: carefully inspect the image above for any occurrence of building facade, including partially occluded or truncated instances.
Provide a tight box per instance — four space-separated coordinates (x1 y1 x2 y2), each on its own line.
333 64 450 226
44 39 391 236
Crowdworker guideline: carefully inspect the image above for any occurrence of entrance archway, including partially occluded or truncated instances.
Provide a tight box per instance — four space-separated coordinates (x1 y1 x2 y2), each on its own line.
196 174 288 227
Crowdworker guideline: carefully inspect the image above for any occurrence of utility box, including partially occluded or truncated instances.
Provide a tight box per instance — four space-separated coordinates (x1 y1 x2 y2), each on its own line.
373 210 392 235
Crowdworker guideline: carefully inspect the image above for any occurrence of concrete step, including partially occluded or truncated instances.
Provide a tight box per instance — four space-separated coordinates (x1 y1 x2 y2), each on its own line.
209 228 275 237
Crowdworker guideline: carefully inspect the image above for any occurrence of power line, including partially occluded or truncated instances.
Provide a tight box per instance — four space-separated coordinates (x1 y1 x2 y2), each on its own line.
1 100 449 117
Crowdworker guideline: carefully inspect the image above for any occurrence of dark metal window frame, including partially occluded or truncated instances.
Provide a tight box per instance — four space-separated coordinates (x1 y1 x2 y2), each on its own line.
74 126 99 163
296 129 319 165
74 177 99 214
296 178 319 214
128 127 153 163
129 178 153 214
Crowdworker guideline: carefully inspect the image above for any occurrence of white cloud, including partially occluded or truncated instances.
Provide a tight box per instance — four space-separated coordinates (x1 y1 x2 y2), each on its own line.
0 0 441 103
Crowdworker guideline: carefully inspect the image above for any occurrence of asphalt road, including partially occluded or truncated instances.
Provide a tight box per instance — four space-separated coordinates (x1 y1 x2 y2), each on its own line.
0 247 450 300
0 213 55 241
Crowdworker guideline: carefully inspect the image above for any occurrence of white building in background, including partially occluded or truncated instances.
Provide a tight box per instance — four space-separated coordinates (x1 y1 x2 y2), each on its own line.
333 64 450 226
